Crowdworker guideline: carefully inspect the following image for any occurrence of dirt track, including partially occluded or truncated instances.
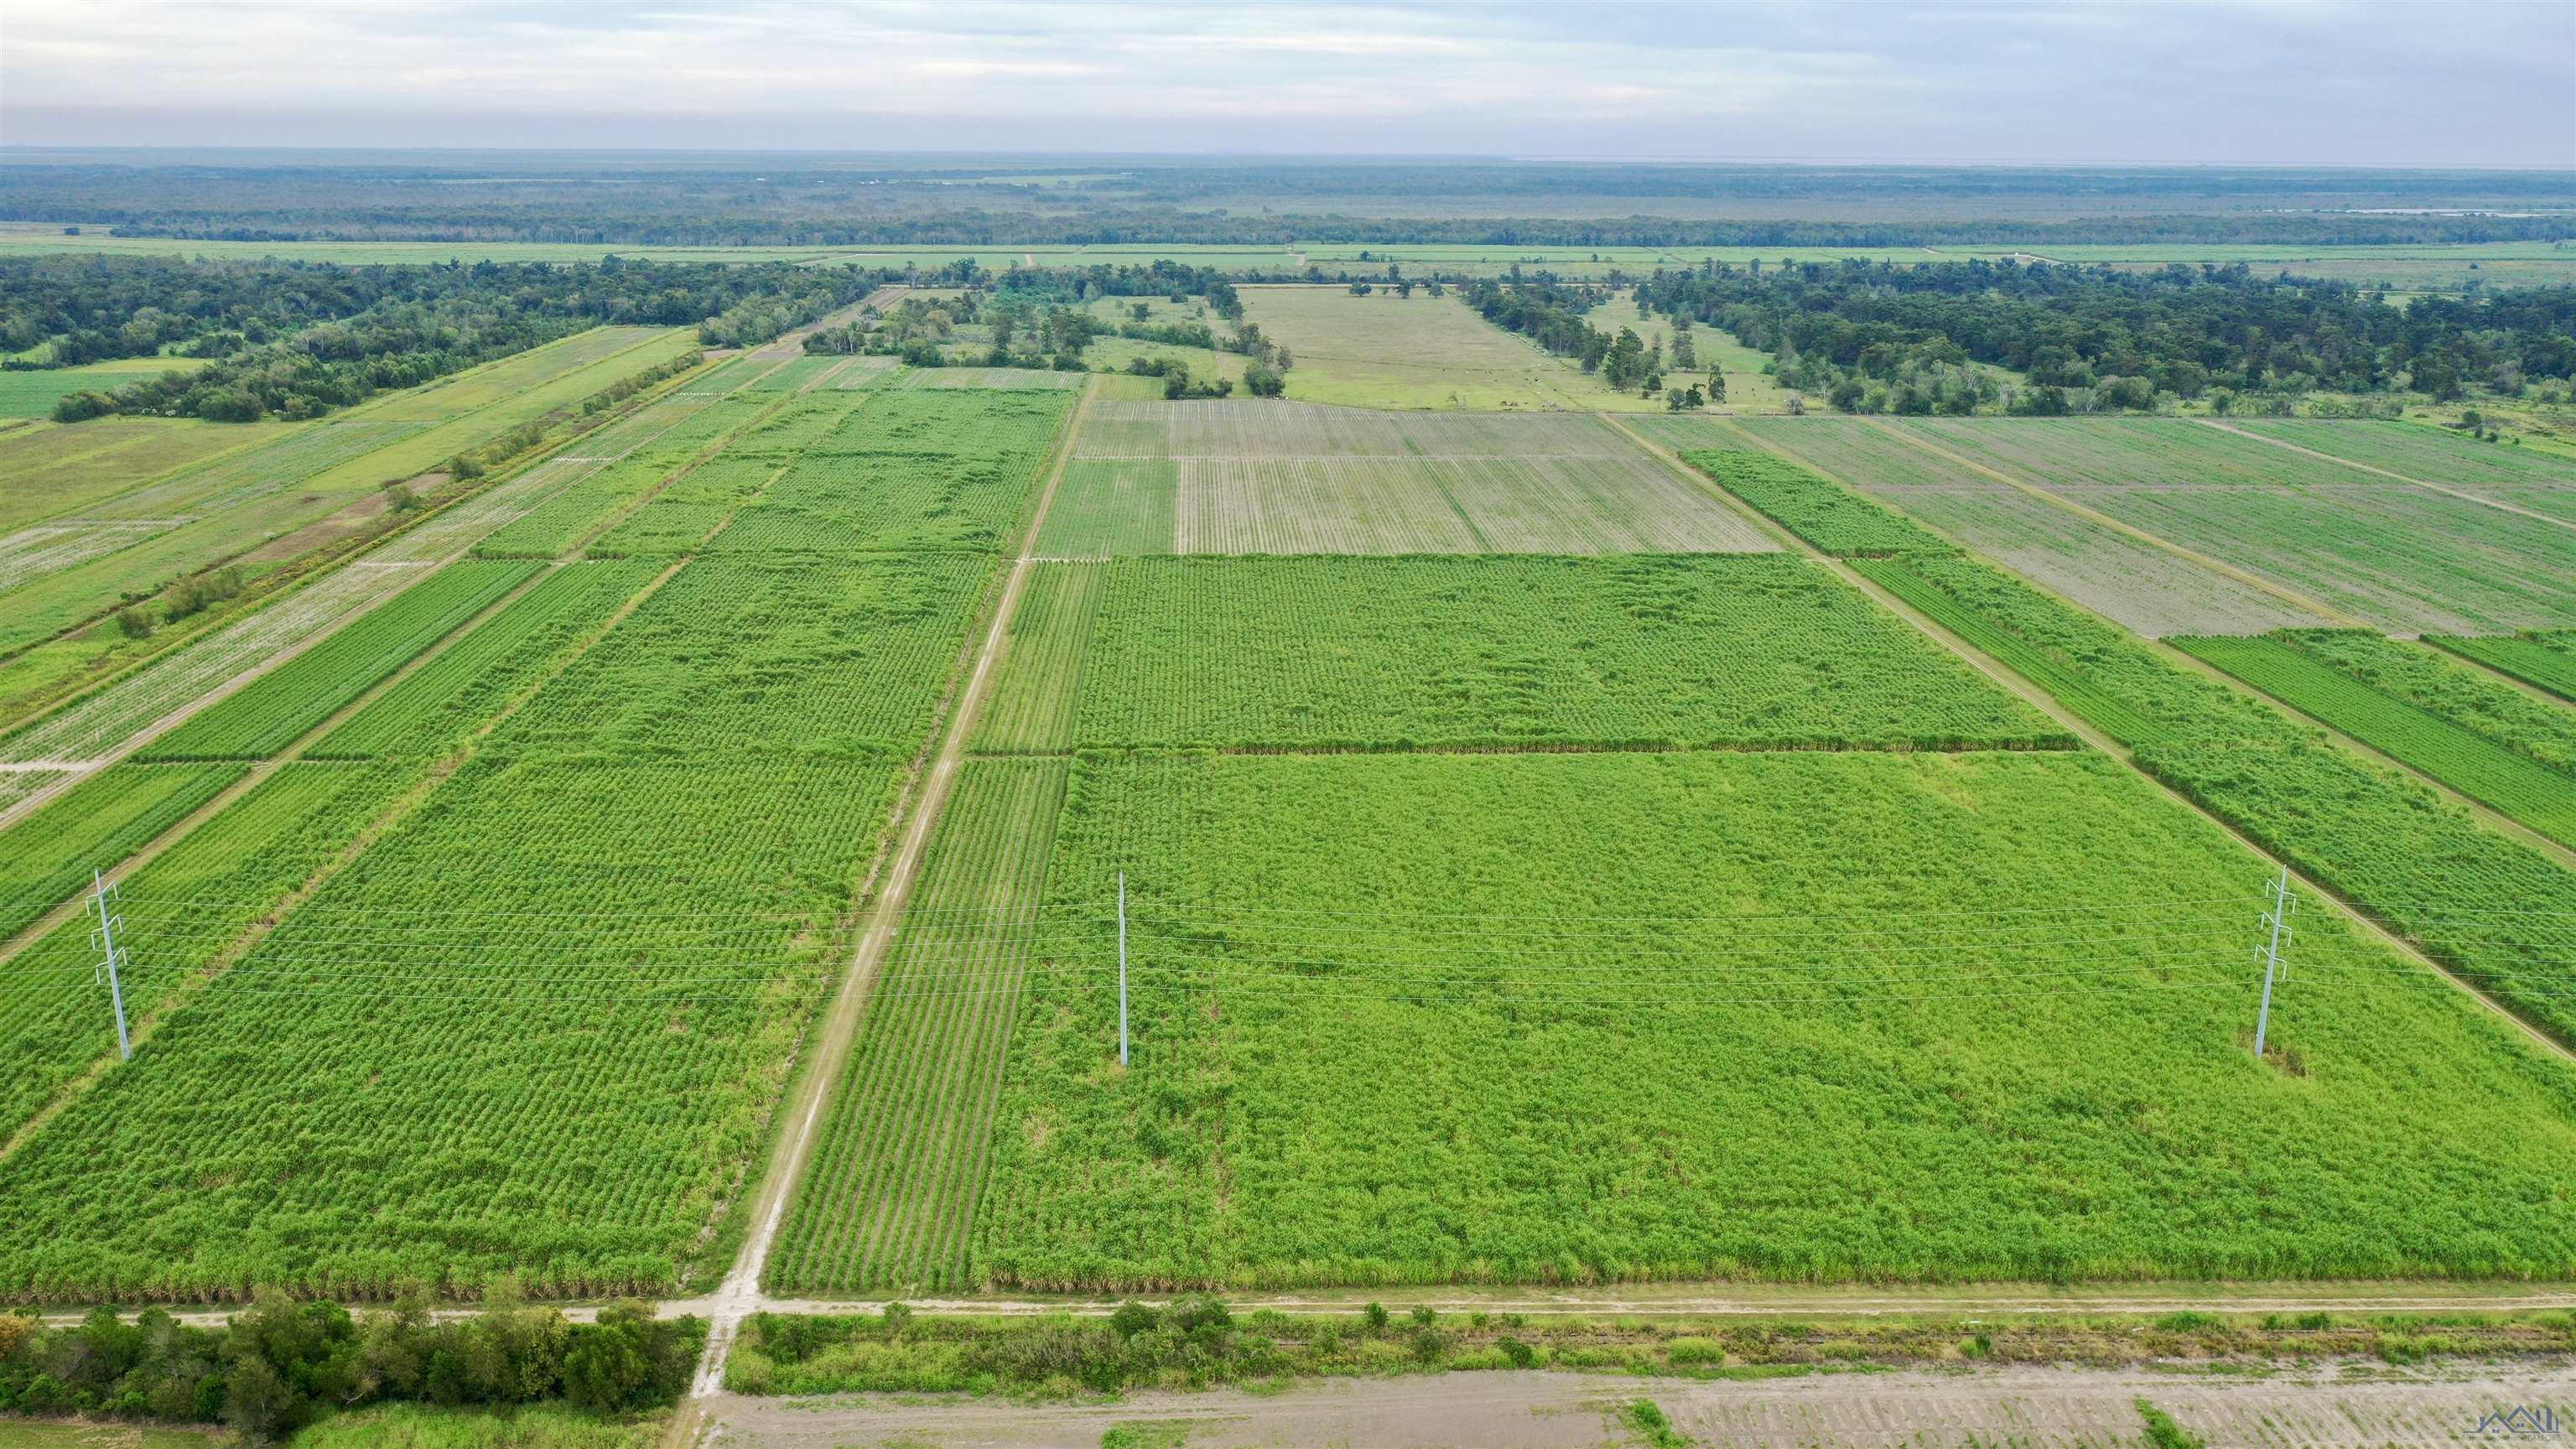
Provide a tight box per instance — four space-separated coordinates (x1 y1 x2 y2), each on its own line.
702 1362 2576 1448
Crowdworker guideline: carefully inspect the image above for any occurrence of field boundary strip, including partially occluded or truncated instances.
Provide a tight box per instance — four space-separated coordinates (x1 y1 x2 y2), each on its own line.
1600 409 2576 1071
2197 418 2576 536
669 376 1098 1424
1852 416 2372 629
0 562 565 970
0 541 703 1163
2170 636 2576 870
0 350 720 813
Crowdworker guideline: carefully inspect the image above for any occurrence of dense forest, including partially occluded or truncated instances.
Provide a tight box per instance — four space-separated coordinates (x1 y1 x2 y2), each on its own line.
7 157 2573 248
1470 262 2576 414
11 257 870 421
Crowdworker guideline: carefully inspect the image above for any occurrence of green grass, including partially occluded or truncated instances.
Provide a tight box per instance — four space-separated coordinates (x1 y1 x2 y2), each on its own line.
288 1403 665 1449
958 749 2576 1290
0 420 293 533
0 1420 220 1449
1854 553 2576 1047
0 357 215 420
1671 447 1955 557
2175 634 2576 849
138 560 540 762
2226 420 2576 524
975 555 2065 754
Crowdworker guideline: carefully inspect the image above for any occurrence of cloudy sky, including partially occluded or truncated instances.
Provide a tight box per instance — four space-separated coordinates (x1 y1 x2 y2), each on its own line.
3 1 2571 165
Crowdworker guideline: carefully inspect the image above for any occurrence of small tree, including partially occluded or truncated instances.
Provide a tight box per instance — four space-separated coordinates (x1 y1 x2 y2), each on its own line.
116 606 154 640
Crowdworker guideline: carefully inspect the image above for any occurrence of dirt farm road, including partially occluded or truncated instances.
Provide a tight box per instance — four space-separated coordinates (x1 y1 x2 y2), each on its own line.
700 1362 2576 1448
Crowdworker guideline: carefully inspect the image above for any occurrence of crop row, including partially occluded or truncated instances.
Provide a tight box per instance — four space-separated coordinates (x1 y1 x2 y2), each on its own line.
2176 634 2576 849
485 553 989 759
0 759 408 1138
2431 631 2576 703
138 560 540 762
1725 417 2333 639
967 749 2576 1290
766 757 1072 1296
977 555 2067 754
1886 418 2576 635
1852 553 2576 1046
1676 447 1953 557
0 755 903 1301
309 560 661 761
0 761 247 942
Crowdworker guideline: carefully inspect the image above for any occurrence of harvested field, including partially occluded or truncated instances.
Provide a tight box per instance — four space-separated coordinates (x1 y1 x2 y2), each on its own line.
1890 418 2576 635
1040 402 1774 555
1701 417 2338 636
2228 419 2576 524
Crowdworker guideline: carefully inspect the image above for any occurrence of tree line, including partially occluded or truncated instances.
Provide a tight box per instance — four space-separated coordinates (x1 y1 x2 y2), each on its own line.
29 257 872 423
0 1288 700 1443
10 158 2572 249
1631 258 2576 413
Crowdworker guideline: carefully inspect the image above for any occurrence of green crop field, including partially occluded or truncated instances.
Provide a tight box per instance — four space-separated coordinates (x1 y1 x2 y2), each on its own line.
1670 446 1953 557
1855 554 2576 1046
975 555 2065 754
0 385 1067 1301
1039 402 1774 555
0 356 215 420
9 230 2576 1340
2175 631 2576 849
0 419 290 533
2432 630 2576 701
137 559 540 762
913 749 2570 1291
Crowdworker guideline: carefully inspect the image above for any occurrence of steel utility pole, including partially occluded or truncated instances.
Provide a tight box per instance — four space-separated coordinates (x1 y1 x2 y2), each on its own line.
2254 865 2293 1058
89 870 132 1062
1117 871 1130 1067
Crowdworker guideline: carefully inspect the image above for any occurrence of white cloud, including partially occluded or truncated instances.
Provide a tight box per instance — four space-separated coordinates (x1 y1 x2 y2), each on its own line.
0 0 2567 164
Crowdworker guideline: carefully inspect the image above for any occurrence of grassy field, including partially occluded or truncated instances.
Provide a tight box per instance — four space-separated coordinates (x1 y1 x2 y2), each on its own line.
0 418 290 532
2225 419 2576 524
0 329 701 725
1040 402 1774 555
1680 416 2340 637
1239 287 1660 411
1854 553 2576 1046
0 356 215 420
